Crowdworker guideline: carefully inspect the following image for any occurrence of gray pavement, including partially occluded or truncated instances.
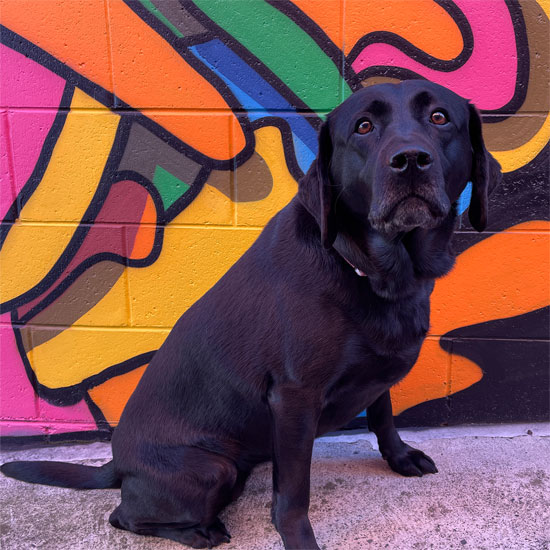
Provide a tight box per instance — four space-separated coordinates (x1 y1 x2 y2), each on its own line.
2 423 549 550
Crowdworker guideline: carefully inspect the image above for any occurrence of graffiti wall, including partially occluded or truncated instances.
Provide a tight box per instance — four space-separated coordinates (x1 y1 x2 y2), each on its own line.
0 0 548 443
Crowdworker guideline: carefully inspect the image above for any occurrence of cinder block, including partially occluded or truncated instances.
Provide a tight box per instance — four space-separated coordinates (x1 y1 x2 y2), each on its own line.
127 226 260 327
449 337 550 424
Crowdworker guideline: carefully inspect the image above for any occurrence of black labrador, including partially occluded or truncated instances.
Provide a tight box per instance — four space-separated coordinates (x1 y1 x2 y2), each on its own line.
2 80 501 550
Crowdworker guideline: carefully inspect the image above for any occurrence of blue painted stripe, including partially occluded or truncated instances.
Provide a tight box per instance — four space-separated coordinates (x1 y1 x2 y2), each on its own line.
190 40 318 171
457 182 473 215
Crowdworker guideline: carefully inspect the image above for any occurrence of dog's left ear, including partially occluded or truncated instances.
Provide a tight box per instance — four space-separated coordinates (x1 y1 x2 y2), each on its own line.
468 104 502 232
299 119 337 248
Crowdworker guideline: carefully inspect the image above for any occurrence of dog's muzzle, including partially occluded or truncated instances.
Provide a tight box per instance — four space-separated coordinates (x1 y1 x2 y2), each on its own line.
369 147 451 233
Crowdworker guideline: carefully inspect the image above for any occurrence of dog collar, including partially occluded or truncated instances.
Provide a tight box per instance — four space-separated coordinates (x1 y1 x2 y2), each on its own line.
338 252 368 277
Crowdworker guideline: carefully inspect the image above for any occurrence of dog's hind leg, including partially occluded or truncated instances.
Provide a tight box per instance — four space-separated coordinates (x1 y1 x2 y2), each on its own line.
109 446 237 548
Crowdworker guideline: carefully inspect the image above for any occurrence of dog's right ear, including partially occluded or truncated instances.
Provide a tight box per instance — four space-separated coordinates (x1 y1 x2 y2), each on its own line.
467 104 502 232
299 120 337 248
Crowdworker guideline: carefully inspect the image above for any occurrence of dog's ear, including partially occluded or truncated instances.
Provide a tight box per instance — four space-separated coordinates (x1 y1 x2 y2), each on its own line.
299 119 337 248
468 104 502 232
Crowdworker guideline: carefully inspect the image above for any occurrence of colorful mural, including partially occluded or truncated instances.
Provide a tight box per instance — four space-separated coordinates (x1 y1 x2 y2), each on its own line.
0 0 548 443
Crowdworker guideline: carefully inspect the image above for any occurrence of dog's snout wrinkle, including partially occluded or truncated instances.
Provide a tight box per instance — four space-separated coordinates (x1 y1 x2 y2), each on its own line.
389 149 433 173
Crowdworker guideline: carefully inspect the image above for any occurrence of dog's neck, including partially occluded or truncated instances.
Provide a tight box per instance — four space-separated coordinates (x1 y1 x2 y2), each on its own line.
331 207 457 300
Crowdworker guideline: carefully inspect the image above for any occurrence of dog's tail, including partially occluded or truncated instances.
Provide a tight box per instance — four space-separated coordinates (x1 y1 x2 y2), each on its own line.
0 459 120 489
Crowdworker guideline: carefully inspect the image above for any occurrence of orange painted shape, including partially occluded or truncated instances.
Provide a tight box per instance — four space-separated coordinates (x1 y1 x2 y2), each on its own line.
342 0 463 59
1 0 112 90
431 222 550 336
107 0 244 159
1 0 244 159
450 354 483 397
391 338 450 415
88 364 147 425
290 0 342 52
130 195 157 260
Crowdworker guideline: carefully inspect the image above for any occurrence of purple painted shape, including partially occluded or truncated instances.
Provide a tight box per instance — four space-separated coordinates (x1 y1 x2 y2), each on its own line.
0 313 96 436
17 180 149 319
0 45 66 219
351 0 517 110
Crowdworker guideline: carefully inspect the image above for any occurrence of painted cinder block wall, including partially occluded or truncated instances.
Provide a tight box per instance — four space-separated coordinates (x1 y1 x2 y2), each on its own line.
0 0 548 444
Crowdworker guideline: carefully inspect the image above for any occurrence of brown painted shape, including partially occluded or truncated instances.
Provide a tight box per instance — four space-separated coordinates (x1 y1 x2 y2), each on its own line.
119 123 201 184
482 1 549 150
25 262 125 349
88 364 147 425
150 0 207 36
205 169 233 200
19 326 33 354
361 76 402 87
234 151 274 202
207 151 273 202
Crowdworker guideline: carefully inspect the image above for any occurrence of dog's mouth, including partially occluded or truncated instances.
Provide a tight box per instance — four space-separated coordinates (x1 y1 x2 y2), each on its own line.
370 192 450 233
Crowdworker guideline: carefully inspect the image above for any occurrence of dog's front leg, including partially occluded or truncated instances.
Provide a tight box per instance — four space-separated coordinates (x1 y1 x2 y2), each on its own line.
269 385 321 550
367 391 438 477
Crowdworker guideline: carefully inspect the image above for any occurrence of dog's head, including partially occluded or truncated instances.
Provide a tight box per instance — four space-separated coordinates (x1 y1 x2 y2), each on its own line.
300 80 502 248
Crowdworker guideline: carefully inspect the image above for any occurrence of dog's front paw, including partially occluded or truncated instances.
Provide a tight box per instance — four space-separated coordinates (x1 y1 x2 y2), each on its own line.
383 444 438 477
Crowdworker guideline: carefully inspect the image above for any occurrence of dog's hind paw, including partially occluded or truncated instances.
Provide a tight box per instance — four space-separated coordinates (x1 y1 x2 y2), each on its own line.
384 444 438 477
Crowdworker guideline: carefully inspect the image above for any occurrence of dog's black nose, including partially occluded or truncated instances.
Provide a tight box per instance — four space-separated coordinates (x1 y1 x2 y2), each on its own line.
389 149 433 173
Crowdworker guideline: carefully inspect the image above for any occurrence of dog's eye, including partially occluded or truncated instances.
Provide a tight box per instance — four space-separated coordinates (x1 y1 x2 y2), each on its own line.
355 119 373 134
430 111 449 125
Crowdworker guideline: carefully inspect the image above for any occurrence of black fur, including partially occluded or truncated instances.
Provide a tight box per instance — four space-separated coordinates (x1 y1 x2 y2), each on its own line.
2 81 501 550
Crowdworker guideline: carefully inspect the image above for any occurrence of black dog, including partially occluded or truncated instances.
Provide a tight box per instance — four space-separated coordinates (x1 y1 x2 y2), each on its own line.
2 81 501 550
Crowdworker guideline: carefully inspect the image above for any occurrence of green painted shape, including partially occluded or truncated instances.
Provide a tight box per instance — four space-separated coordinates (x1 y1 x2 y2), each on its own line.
137 0 184 38
153 165 190 209
192 0 352 111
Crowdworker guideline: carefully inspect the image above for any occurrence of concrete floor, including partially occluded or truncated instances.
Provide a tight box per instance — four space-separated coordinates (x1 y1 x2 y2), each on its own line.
1 423 549 550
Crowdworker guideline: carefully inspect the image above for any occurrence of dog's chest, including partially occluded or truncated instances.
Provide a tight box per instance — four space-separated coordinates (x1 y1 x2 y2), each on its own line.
316 295 429 433
318 334 423 435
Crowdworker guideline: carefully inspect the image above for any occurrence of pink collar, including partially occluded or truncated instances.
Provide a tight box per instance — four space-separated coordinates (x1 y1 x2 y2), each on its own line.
338 252 368 277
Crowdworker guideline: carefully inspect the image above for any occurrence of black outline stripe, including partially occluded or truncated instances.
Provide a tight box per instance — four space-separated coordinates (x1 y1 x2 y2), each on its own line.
347 0 474 74
0 120 129 313
0 429 112 450
351 0 530 119
12 307 157 406
0 84 74 234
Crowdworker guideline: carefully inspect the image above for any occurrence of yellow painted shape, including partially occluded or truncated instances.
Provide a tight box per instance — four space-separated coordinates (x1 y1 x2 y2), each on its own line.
72 268 129 327
539 0 549 18
0 224 75 305
19 89 119 222
127 226 261 327
30 328 167 388
0 89 120 305
492 112 550 173
175 183 234 226
236 126 298 226
27 225 260 388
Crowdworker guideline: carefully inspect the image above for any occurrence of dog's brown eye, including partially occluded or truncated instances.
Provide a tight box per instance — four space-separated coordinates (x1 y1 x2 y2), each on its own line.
356 119 373 134
430 111 448 125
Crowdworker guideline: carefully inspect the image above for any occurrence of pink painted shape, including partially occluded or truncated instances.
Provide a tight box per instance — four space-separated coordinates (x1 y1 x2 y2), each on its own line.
0 420 100 437
0 45 66 219
351 0 517 110
0 314 37 421
0 313 96 436
0 110 15 219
